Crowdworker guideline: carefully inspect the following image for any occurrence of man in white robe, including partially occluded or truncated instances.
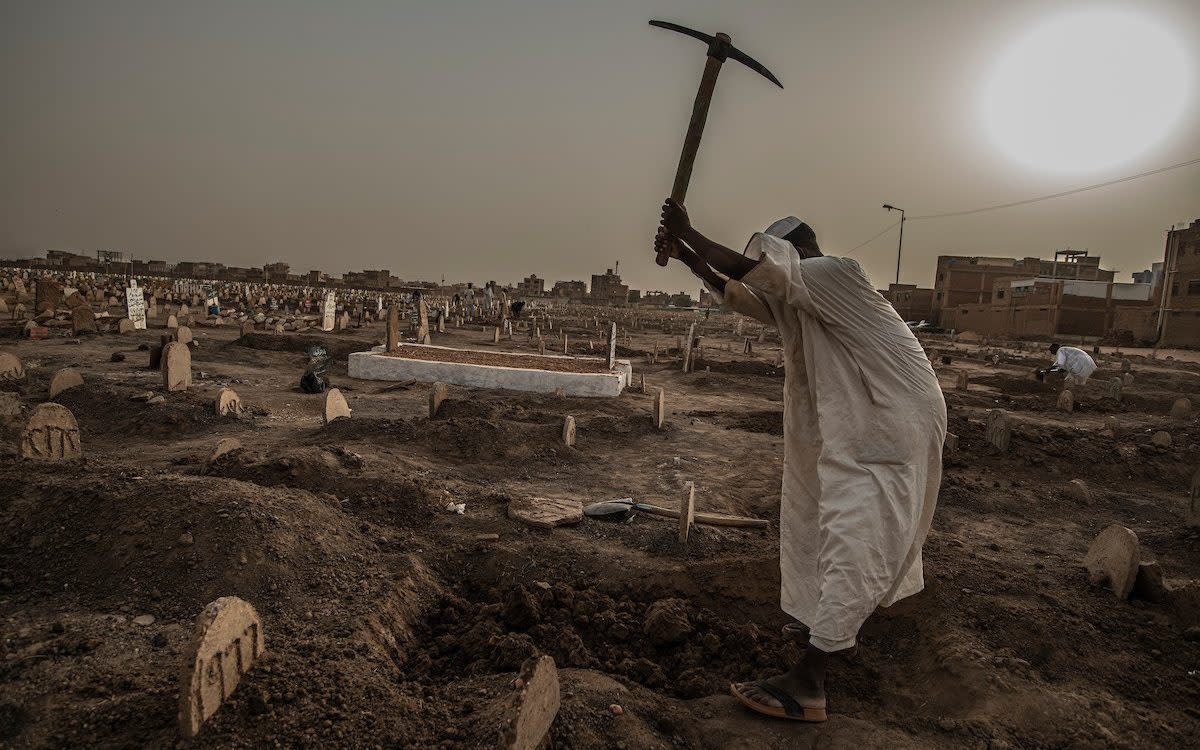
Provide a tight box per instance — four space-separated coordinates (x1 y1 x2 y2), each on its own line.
655 199 946 722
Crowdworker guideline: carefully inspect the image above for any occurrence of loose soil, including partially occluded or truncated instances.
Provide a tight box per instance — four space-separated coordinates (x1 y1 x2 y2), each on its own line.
1 316 1198 749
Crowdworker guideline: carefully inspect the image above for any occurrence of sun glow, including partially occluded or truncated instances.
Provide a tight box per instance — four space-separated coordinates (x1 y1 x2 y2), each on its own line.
981 8 1191 174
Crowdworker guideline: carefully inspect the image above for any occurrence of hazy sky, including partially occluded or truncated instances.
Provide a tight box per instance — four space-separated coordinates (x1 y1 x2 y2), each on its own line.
2 1 1198 294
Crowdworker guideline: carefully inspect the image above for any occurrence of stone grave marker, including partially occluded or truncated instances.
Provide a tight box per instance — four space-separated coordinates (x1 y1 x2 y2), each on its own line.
215 387 242 417
986 409 1011 452
1170 397 1192 420
678 482 696 544
0 352 24 381
1103 415 1120 439
338 310 351 331
1064 479 1091 504
1122 373 1133 387
162 341 192 392
240 320 254 337
417 299 430 343
1083 524 1140 599
178 596 265 739
71 305 96 335
321 291 336 332
324 388 351 423
1057 390 1074 413
126 287 147 330
117 317 135 334
429 382 448 418
654 387 666 430
209 437 242 465
387 305 399 353
562 415 576 447
507 497 584 528
1121 359 1131 373
167 314 179 330
955 371 968 391
1107 377 1122 401
175 326 193 346
19 403 81 460
499 655 560 750
49 368 84 399
606 322 617 370
1151 431 1172 448
682 322 696 373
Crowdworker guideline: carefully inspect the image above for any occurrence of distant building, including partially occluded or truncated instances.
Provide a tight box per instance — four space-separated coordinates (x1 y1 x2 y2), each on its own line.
640 291 672 307
590 268 628 305
1157 219 1200 347
699 288 716 308
263 262 290 283
517 274 545 296
932 252 1114 325
881 283 935 323
551 280 587 300
940 275 1153 339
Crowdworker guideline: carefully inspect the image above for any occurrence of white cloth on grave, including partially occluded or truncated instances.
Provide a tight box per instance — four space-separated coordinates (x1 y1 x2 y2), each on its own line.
705 233 946 651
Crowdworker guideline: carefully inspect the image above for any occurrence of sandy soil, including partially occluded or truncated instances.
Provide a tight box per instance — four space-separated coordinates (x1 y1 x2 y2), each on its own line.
1 311 1198 749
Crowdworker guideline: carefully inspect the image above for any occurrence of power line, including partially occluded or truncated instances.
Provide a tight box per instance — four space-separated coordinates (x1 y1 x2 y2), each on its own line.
905 156 1200 221
844 219 900 255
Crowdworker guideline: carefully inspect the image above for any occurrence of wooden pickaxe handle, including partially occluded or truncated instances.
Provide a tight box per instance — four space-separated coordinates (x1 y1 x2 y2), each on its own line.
656 50 726 267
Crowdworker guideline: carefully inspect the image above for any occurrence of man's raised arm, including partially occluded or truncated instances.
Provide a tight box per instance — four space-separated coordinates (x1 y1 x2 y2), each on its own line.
660 199 758 280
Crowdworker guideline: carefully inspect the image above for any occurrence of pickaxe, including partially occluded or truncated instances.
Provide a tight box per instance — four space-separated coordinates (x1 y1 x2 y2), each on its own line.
650 20 783 267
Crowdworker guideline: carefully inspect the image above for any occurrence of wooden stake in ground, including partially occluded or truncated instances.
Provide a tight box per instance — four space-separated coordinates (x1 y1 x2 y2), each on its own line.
654 387 666 429
606 322 617 369
562 415 576 447
682 322 696 373
429 382 448 418
678 482 696 543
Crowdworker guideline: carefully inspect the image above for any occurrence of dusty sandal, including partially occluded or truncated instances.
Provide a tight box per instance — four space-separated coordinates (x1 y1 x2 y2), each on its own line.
730 681 828 722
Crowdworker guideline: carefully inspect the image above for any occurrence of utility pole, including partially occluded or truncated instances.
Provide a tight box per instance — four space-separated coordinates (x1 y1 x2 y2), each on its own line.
882 204 905 285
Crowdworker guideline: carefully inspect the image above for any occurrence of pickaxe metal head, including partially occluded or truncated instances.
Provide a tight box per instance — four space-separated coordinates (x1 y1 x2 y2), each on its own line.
649 20 783 89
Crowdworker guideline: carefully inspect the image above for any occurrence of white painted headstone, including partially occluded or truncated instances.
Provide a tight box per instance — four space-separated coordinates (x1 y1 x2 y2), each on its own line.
126 287 147 330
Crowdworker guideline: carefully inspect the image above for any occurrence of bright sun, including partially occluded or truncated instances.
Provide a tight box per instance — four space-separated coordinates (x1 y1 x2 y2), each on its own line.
982 8 1191 174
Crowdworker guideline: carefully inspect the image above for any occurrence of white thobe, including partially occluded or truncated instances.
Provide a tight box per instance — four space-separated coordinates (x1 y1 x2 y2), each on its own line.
1054 346 1096 385
707 234 946 651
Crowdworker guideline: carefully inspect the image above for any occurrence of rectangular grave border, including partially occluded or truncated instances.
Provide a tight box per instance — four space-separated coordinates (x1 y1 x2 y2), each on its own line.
348 343 631 397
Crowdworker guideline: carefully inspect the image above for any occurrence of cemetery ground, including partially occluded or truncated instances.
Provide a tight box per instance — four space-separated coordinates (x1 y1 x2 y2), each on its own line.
1 315 1199 749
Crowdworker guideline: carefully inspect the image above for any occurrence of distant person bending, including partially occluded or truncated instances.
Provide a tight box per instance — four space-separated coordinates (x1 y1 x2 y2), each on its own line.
1038 343 1096 386
654 199 946 723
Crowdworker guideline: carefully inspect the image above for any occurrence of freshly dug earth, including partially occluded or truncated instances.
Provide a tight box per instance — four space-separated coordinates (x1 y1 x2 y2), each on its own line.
1 319 1198 749
383 344 613 373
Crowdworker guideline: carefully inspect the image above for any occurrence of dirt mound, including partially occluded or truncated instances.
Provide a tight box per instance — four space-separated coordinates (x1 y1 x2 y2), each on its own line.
0 470 388 620
51 381 235 439
702 360 784 377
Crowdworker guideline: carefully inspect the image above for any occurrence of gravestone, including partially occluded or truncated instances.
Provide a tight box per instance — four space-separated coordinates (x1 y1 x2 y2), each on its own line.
1151 431 1172 448
48 368 84 399
167 314 179 330
606 322 617 370
494 327 500 344
1122 373 1133 387
955 371 968 391
1107 377 1122 401
387 305 400 353
678 482 696 544
1103 415 1120 439
324 388 351 423
338 311 351 331
274 322 283 334
1064 479 1091 504
1057 390 1074 413
499 655 560 750
417 299 429 344
209 437 242 464
562 415 576 447
175 326 193 346
0 352 24 381
19 403 82 461
1170 398 1192 420
71 306 96 335
986 409 1011 452
117 317 135 334
240 320 254 337
682 322 696 373
507 497 583 528
429 382 448 418
178 596 265 739
162 342 192 392
126 287 147 330
654 387 666 430
1082 524 1140 599
1121 359 1131 373
215 387 242 417
321 291 336 332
